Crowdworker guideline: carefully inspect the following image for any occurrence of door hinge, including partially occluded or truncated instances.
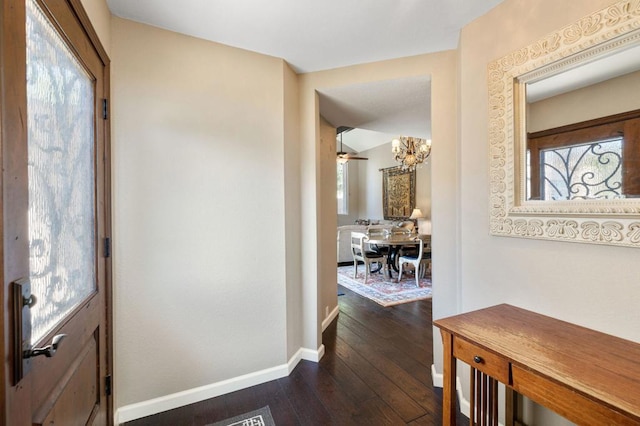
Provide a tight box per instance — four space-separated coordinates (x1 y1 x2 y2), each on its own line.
105 374 112 396
102 98 109 120
104 237 111 258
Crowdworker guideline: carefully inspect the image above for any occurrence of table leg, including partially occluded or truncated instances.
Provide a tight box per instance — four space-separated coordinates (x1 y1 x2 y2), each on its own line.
369 245 388 275
380 246 395 279
441 330 457 425
391 245 400 273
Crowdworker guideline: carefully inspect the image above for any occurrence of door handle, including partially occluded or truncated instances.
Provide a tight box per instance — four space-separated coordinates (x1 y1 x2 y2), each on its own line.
24 334 66 359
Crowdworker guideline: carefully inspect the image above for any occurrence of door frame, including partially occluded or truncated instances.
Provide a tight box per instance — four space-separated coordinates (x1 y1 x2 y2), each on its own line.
0 0 113 423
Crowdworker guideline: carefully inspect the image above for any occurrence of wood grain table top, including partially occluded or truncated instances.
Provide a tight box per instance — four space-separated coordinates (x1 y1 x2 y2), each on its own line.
434 304 640 421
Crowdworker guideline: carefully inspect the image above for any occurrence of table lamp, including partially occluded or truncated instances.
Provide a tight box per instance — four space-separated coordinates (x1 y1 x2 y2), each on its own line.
409 208 425 233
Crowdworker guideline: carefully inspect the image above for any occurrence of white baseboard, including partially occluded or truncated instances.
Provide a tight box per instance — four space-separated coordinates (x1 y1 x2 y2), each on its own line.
431 364 443 387
290 344 326 366
116 344 325 425
431 364 470 419
457 377 470 419
322 305 340 331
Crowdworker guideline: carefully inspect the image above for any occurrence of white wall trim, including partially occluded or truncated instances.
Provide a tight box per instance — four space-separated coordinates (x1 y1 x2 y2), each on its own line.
322 305 339 331
457 376 470 419
116 345 325 424
287 344 326 371
431 364 443 387
299 344 325 363
431 364 470 419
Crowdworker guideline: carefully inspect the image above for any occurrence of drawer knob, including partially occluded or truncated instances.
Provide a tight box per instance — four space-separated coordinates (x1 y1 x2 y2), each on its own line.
473 355 483 364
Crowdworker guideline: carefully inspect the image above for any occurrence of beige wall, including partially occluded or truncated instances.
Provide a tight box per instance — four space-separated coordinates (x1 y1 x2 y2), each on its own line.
283 63 303 360
80 1 640 425
319 117 339 321
80 0 111 56
111 17 290 415
528 69 640 132
459 0 640 424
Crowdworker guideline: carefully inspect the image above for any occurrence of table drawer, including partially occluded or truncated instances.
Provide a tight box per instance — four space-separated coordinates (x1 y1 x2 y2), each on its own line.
512 365 639 426
453 337 509 383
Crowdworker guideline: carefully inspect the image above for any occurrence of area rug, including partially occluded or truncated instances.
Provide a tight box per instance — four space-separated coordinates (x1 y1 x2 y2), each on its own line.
208 406 275 426
337 265 432 307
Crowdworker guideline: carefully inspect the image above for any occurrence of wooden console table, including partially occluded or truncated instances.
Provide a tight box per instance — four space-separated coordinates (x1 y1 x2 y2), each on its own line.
434 304 640 425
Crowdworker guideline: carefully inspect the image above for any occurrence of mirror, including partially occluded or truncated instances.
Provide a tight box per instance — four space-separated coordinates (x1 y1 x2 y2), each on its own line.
488 0 640 247
522 43 640 201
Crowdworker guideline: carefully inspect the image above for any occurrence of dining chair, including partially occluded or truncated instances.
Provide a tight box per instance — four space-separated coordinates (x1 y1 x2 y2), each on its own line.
397 237 431 287
395 224 417 258
350 232 388 283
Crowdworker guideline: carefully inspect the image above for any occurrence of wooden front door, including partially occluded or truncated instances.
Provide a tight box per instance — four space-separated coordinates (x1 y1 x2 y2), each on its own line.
1 0 112 424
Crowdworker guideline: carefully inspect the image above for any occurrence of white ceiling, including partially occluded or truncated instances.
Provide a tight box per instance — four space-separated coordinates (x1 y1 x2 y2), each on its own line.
320 76 431 151
339 128 400 154
106 0 505 151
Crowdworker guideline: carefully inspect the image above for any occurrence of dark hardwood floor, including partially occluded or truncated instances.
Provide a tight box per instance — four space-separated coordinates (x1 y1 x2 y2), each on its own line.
124 284 466 425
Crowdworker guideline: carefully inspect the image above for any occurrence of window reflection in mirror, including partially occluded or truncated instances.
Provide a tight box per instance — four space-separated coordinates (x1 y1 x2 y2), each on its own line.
524 43 640 201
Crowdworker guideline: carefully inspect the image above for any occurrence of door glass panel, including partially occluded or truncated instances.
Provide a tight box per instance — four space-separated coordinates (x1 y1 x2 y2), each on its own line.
26 0 96 344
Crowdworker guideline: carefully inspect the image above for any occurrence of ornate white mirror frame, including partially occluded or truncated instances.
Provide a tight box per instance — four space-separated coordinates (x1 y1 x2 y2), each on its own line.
488 0 640 247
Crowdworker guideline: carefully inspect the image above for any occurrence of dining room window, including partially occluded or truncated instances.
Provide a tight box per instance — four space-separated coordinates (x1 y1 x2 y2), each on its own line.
337 161 349 214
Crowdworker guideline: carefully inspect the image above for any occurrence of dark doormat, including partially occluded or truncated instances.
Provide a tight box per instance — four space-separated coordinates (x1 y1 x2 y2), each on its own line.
207 405 275 426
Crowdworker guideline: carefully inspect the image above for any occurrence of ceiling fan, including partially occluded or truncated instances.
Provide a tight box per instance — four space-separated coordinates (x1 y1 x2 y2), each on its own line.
336 127 368 162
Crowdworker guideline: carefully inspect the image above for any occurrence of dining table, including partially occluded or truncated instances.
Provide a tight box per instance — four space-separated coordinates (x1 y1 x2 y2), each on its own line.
364 232 430 278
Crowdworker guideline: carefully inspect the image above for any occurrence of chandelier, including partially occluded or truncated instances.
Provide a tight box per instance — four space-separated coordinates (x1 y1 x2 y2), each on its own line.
392 136 431 171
